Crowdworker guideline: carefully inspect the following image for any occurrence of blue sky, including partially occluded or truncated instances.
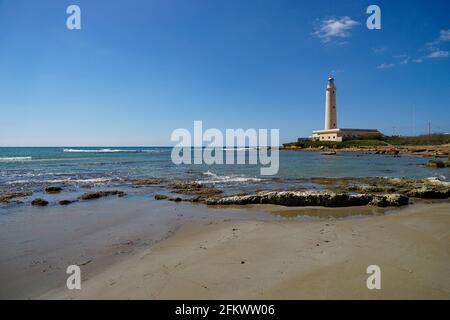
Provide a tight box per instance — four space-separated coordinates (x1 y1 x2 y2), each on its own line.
0 0 449 146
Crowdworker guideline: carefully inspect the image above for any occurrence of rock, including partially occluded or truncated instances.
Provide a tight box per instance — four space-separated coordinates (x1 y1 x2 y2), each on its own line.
369 194 409 207
154 194 168 200
205 191 408 207
59 200 76 205
426 160 445 168
45 186 62 194
168 197 182 202
168 181 223 197
422 177 450 187
187 196 202 202
321 151 337 155
407 187 450 199
0 191 32 203
79 190 127 200
31 198 49 206
132 178 162 186
444 160 450 167
345 185 397 193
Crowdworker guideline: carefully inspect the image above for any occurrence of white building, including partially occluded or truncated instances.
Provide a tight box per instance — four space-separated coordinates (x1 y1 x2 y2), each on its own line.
311 77 381 142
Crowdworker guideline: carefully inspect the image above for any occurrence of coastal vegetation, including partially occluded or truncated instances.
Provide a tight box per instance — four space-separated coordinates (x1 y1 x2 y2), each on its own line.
383 133 450 146
283 139 387 149
283 134 450 149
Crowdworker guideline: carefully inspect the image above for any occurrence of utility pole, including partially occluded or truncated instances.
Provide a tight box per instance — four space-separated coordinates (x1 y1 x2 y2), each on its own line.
428 121 431 136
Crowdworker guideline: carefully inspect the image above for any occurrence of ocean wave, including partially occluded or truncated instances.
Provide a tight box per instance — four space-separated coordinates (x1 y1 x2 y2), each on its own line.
0 156 32 162
64 148 134 153
7 177 114 185
220 147 256 151
63 148 165 153
197 171 262 184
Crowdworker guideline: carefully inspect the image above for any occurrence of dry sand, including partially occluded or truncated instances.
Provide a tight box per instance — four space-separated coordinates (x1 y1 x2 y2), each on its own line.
43 202 450 299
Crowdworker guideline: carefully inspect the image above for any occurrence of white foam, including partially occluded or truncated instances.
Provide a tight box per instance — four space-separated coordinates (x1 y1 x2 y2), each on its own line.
220 147 255 151
63 148 164 153
0 156 32 162
7 177 113 185
198 171 262 184
424 176 450 187
64 148 131 153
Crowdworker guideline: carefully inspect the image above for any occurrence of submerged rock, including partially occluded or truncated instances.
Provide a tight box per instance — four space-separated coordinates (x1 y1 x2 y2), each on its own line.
168 181 223 198
59 200 76 206
206 191 409 207
0 191 32 203
154 194 168 200
45 186 62 194
133 178 162 186
79 190 127 200
426 160 445 168
345 185 397 193
31 198 49 206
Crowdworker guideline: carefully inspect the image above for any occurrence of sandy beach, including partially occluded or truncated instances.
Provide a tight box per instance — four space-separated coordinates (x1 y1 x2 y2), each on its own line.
42 201 450 300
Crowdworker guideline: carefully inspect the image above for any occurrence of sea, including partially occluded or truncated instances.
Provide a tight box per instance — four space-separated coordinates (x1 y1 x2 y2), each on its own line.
1 147 448 196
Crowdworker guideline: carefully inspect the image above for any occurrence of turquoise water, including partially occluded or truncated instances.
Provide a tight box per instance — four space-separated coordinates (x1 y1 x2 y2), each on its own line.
0 147 448 193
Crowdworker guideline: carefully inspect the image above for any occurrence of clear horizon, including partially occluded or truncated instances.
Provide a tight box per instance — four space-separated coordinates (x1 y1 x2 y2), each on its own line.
1 0 449 146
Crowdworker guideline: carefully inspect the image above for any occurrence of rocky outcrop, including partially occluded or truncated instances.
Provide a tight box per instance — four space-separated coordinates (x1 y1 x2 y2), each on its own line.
0 191 32 203
31 198 49 206
79 190 127 200
168 181 223 198
59 200 77 205
369 194 409 207
402 177 450 199
132 178 162 186
206 191 409 207
45 186 62 194
326 177 449 200
407 187 450 199
426 160 445 168
344 185 397 193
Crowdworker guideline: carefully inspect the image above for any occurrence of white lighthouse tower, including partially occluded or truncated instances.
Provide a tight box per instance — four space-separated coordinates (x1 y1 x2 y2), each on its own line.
324 77 337 130
311 76 381 142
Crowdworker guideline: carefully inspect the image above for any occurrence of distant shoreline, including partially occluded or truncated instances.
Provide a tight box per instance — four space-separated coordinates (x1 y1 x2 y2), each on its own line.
281 143 450 158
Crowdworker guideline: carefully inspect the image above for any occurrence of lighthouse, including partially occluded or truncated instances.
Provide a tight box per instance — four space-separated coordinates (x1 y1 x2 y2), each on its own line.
324 77 337 130
310 76 381 142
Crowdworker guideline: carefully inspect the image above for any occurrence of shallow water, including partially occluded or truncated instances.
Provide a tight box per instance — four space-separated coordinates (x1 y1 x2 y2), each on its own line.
1 147 448 195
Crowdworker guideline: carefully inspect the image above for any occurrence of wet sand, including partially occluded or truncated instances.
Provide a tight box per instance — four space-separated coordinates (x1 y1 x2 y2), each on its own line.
42 201 450 300
0 196 274 299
